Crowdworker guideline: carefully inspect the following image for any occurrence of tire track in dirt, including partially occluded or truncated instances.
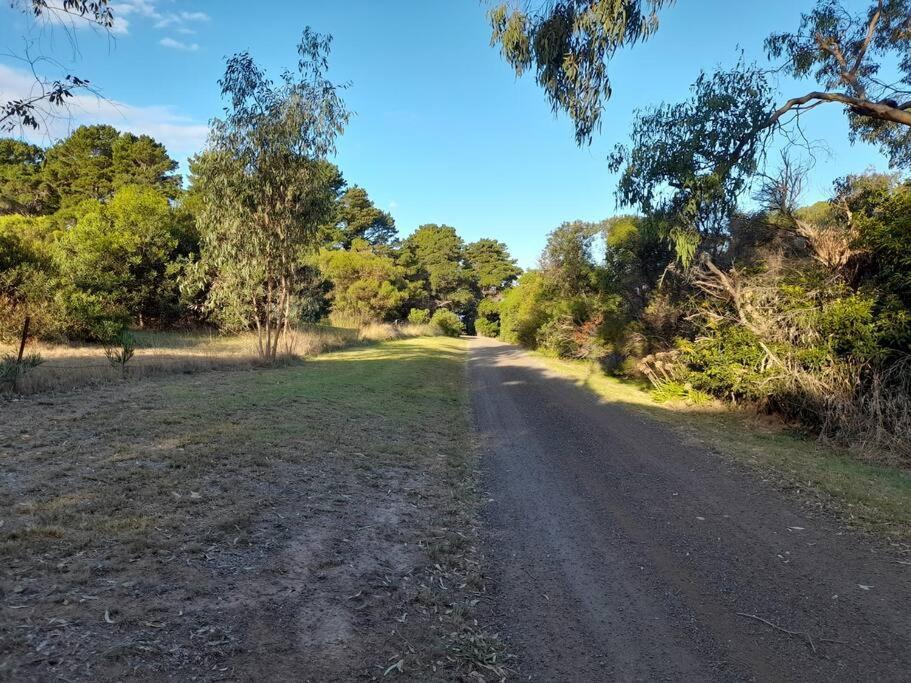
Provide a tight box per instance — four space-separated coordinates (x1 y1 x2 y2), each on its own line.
469 336 911 681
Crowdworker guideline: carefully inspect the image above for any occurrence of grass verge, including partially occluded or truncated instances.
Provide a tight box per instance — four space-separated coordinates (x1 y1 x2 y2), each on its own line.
1 322 435 395
0 336 504 680
533 353 911 550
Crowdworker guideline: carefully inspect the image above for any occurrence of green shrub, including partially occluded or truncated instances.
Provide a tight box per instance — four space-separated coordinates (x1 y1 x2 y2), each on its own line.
104 329 137 379
474 317 499 337
0 352 43 392
407 307 431 325
535 315 579 358
431 309 464 337
499 271 551 347
650 380 712 406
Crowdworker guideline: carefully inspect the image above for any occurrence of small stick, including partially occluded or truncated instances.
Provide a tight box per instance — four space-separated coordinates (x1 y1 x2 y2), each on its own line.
17 316 30 363
736 612 817 653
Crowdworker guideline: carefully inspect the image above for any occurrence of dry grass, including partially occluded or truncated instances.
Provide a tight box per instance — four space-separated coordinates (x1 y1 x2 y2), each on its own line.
0 336 504 680
1 323 437 395
356 321 435 342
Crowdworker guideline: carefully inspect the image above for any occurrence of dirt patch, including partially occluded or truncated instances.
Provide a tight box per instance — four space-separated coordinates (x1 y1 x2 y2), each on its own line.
0 338 506 680
470 336 911 681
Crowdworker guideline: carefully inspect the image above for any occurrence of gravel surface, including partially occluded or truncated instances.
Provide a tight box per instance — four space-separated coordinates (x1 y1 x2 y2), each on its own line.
469 336 911 681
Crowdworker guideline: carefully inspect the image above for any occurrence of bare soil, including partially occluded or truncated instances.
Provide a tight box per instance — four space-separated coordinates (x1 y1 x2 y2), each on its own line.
1 338 506 681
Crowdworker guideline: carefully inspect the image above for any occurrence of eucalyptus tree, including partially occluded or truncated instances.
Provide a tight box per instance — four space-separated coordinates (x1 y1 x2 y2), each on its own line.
193 29 349 360
489 0 673 145
490 1 911 160
609 0 911 263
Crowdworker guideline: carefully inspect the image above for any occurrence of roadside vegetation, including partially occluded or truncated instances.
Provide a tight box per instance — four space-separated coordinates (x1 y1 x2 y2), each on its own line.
478 0 911 472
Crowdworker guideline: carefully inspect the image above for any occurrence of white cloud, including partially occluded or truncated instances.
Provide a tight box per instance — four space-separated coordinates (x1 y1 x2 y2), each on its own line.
159 37 199 52
29 0 209 38
389 201 399 211
0 63 208 159
114 1 210 30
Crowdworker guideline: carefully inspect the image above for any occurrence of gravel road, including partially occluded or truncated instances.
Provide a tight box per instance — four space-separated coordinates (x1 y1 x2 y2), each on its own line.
468 336 910 681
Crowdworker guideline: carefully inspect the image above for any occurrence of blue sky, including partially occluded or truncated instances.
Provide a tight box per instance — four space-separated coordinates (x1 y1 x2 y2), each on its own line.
0 0 892 267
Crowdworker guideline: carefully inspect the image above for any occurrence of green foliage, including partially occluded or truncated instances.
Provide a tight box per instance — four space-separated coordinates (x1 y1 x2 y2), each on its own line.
407 308 431 325
42 125 180 207
52 185 181 337
540 220 602 296
464 238 521 294
317 243 408 322
499 271 551 347
535 314 579 357
609 65 774 264
650 380 712 405
104 329 136 379
474 316 499 337
489 0 674 145
322 186 396 248
399 224 474 313
0 139 58 215
193 29 349 358
431 308 464 337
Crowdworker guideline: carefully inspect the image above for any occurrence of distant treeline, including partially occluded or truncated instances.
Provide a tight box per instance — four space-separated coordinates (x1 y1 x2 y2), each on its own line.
0 125 520 342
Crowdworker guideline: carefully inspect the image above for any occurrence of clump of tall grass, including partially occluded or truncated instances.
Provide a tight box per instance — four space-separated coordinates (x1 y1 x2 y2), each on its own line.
817 358 911 467
357 322 435 342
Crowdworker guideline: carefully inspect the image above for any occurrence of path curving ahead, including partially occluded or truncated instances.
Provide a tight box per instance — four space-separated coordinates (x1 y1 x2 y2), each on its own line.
468 336 910 681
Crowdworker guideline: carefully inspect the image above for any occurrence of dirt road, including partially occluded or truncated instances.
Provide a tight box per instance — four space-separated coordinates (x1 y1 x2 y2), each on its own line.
469 336 911 681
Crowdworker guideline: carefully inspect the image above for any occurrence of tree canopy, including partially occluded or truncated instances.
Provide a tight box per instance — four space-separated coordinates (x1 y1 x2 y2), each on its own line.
40 125 181 207
193 28 350 358
322 186 397 249
489 0 674 144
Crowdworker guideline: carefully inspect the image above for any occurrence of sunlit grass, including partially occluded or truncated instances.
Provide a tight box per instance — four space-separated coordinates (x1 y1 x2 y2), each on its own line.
1 323 437 394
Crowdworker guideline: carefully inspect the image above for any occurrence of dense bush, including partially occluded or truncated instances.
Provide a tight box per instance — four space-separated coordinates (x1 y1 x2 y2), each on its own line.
474 316 499 337
491 175 911 464
407 307 431 325
430 309 464 337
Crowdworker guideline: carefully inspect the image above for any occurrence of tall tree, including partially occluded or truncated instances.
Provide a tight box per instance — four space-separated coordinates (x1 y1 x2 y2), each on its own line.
399 224 474 313
42 125 180 207
0 139 59 215
322 186 397 249
491 1 911 162
464 238 521 296
193 29 350 359
317 241 408 322
53 185 180 336
609 66 775 265
540 220 601 297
